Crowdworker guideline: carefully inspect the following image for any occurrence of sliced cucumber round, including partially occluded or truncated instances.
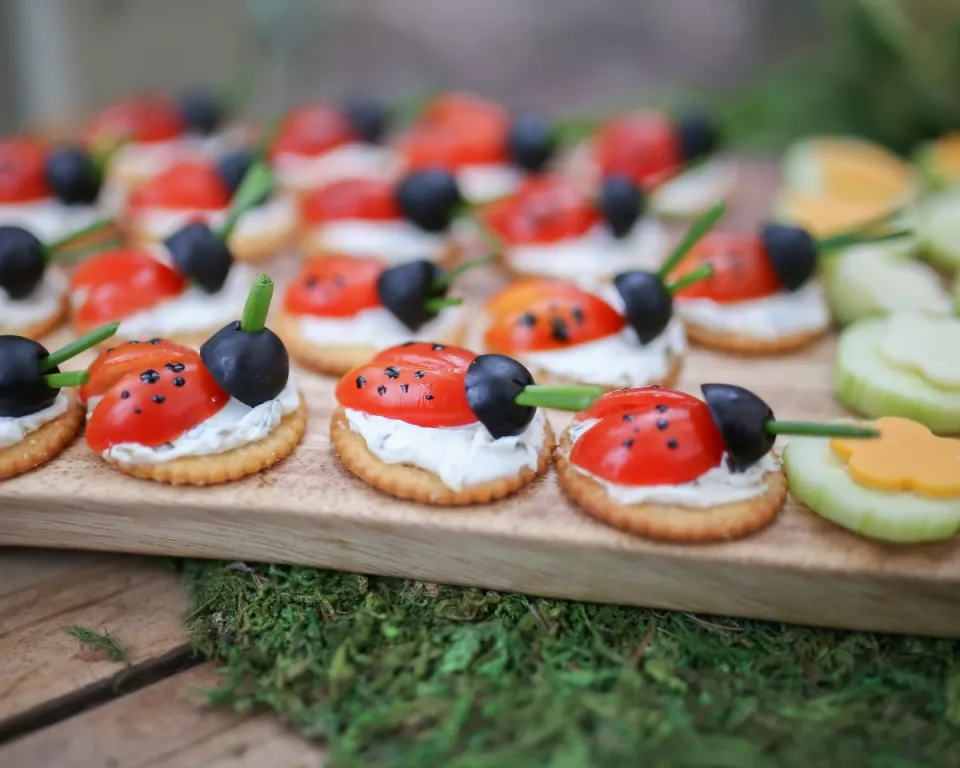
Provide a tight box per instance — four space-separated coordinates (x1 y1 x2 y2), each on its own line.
783 436 960 543
820 241 952 326
916 189 960 270
835 318 960 434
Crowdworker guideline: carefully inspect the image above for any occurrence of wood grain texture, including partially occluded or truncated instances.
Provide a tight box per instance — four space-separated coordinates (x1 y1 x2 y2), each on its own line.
0 550 189 723
0 665 326 768
0 159 957 636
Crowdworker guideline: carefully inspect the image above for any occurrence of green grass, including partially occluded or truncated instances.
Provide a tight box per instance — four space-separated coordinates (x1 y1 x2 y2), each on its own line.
182 561 960 767
63 624 130 664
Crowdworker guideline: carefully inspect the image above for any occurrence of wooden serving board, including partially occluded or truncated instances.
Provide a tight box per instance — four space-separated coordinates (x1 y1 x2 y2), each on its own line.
1 160 958 637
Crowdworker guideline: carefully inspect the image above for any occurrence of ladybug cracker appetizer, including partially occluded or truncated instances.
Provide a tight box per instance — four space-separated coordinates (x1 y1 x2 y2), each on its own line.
277 254 481 376
556 384 878 543
300 172 464 265
0 322 118 480
84 274 306 486
69 164 273 346
561 108 737 219
331 341 601 505
670 218 908 355
0 136 115 243
1 219 114 339
268 101 399 192
124 159 297 262
481 174 667 281
477 202 725 389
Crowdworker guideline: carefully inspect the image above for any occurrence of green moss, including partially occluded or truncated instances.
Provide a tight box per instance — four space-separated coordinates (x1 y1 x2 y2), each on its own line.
183 561 960 767
63 624 129 664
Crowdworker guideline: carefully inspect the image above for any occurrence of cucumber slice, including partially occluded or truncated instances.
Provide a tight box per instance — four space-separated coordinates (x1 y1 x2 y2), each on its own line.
835 318 960 434
783 436 960 543
821 241 952 326
650 156 737 220
916 189 960 270
879 314 960 388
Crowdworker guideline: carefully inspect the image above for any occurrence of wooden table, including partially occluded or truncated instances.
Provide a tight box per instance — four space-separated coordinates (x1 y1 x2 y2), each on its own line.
0 548 326 768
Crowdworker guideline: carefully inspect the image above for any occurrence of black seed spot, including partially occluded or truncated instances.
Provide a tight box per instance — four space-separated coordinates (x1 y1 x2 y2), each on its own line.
305 276 318 288
550 318 569 342
401 340 416 346
655 404 668 412
650 385 661 389
173 377 185 387
120 390 130 399
414 370 425 379
622 414 634 422
519 313 536 327
106 348 114 353
571 306 585 325
384 366 400 379
657 419 669 430
152 394 165 404
356 375 366 389
148 338 162 345
400 384 409 393
134 407 142 414
377 385 387 396
425 394 435 400
431 344 445 350
129 340 140 344
667 438 678 449
140 369 160 383
622 438 634 448
165 362 185 372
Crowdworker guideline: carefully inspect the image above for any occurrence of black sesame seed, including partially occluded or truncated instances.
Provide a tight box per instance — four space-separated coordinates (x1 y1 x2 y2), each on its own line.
148 338 162 345
106 348 114 354
622 438 635 448
129 340 140 344
134 407 142 414
667 438 678 449
657 419 669 430
305 276 318 288
622 414 634 422
650 385 661 389
140 369 160 383
571 306 585 325
152 394 165 404
414 370 425 379
655 404 668 412
173 377 185 387
120 390 130 399
425 394 435 400
384 366 400 379
401 340 416 346
165 362 186 372
431 344 445 350
377 385 387 396
550 317 569 342
400 384 409 393
519 313 536 327
356 375 366 389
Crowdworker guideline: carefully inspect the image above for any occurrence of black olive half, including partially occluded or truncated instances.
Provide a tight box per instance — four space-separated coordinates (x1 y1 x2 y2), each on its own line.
613 270 673 344
343 97 389 144
0 226 46 300
163 222 234 294
45 146 102 205
676 113 719 164
376 259 443 331
701 383 775 473
506 113 556 172
200 322 289 408
760 222 818 292
464 353 536 439
599 176 646 238
395 170 464 232
179 90 224 136
0 335 59 418
217 149 258 196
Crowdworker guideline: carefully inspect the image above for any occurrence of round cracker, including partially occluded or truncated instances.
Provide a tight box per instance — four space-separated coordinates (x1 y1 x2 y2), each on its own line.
683 320 827 355
2 295 68 340
101 395 307 486
330 406 555 505
555 431 787 543
0 397 84 480
276 312 467 377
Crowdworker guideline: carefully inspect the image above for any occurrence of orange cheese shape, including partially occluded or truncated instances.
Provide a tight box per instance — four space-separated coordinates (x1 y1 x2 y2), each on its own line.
830 417 960 498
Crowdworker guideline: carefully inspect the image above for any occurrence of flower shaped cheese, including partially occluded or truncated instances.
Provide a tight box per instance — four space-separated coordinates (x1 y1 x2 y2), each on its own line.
831 416 960 497
879 313 960 389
